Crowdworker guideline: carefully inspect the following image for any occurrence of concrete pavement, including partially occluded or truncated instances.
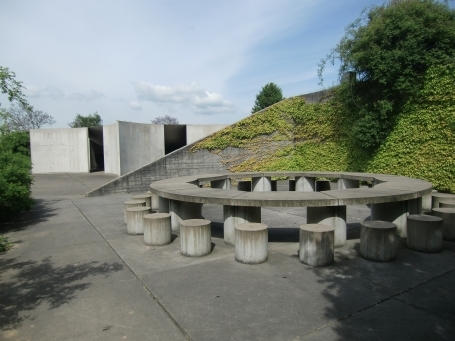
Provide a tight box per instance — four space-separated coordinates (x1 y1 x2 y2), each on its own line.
1 173 454 340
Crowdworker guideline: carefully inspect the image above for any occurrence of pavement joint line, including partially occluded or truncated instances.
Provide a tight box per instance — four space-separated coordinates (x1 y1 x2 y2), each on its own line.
392 268 455 322
65 172 93 192
70 199 194 341
291 265 455 339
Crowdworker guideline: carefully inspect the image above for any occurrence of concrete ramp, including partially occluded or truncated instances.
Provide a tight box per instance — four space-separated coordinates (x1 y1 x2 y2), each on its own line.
86 141 241 197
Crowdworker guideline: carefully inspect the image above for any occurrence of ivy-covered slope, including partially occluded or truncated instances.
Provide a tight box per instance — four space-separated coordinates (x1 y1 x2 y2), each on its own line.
192 64 455 193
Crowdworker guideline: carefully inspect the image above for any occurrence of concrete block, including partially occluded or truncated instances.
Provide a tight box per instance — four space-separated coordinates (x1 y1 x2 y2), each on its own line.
211 179 231 189
360 220 397 262
315 180 331 191
439 201 455 209
307 206 346 247
337 178 359 189
295 176 315 192
299 224 334 267
158 196 170 213
124 200 146 224
371 201 408 238
407 214 443 253
223 205 261 245
143 213 172 246
235 223 268 264
169 200 203 234
431 208 455 241
180 219 212 257
237 180 252 192
252 176 272 192
132 194 152 208
126 206 151 235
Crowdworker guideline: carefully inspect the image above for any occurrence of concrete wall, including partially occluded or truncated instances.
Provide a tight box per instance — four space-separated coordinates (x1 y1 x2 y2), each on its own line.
103 122 120 175
30 128 90 174
118 121 165 175
186 124 229 144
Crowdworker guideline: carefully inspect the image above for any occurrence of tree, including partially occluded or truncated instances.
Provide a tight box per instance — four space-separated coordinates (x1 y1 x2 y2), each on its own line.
2 103 56 132
0 66 29 109
318 0 455 150
151 115 179 124
251 83 284 114
68 112 102 128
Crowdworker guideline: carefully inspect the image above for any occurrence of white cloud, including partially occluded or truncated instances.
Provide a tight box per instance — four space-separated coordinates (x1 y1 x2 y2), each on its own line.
24 85 65 99
68 89 105 102
129 101 142 110
133 82 236 115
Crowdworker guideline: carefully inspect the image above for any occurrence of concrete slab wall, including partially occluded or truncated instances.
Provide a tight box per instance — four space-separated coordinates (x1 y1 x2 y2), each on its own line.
118 121 165 175
103 122 120 175
30 128 90 174
186 124 229 144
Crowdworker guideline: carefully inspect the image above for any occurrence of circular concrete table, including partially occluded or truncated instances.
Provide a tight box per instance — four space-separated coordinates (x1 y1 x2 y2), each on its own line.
150 172 432 248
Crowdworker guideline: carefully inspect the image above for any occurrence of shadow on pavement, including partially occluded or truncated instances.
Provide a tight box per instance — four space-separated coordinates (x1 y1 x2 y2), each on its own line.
0 199 58 233
0 256 123 331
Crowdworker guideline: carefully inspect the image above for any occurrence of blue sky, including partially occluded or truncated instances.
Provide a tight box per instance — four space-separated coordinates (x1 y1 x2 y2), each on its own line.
1 0 453 127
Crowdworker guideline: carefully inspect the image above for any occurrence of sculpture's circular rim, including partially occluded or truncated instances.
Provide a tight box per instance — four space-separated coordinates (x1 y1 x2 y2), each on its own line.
149 172 432 207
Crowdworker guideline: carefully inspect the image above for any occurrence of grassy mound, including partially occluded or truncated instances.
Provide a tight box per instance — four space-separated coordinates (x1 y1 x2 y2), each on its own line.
192 64 455 193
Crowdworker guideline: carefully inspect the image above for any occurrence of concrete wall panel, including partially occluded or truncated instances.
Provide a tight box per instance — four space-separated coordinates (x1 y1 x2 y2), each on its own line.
103 122 120 175
118 122 165 175
30 128 89 174
186 124 229 145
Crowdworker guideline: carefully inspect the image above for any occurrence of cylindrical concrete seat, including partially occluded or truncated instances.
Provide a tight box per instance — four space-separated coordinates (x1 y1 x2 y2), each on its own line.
237 180 252 192
235 223 268 264
432 192 455 208
143 213 172 246
124 200 146 224
132 194 152 208
439 201 455 209
299 224 334 267
407 214 443 253
432 208 455 241
360 220 397 262
180 219 212 257
126 207 151 235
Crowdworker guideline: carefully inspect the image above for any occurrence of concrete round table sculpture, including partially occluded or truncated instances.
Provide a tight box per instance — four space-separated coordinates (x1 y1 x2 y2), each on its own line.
147 171 434 265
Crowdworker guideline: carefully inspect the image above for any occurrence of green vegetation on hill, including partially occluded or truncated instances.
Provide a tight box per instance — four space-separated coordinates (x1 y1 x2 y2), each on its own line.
192 64 455 193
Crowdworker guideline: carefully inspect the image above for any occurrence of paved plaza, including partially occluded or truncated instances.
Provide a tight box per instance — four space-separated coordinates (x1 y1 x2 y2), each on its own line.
1 173 454 340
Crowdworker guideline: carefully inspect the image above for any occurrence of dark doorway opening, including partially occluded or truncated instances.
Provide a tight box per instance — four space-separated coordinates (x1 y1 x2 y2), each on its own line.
88 126 104 172
164 125 187 154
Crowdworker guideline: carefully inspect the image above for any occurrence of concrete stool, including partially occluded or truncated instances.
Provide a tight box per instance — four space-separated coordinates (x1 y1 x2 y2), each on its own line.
132 194 152 208
124 200 146 224
237 180 252 192
299 224 334 267
432 208 455 241
126 207 151 235
143 213 172 246
439 201 455 209
315 180 331 191
432 192 455 208
360 220 397 262
235 223 268 264
407 214 443 253
180 219 212 257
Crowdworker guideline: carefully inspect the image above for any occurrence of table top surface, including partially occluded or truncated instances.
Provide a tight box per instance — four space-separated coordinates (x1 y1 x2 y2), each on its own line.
149 172 432 207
